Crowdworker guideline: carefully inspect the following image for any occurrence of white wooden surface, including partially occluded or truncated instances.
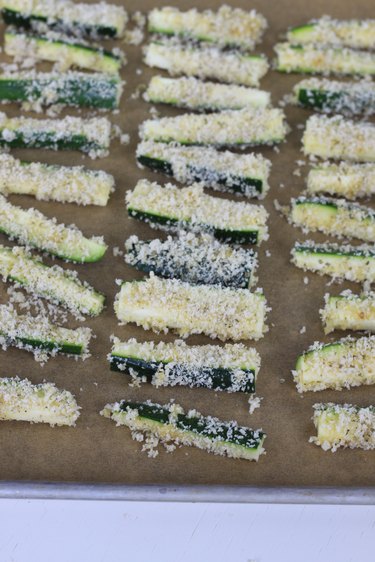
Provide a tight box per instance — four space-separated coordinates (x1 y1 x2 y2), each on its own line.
1 500 375 561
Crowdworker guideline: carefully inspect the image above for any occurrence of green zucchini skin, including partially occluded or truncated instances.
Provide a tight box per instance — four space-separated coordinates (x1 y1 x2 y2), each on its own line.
298 88 342 110
110 356 256 393
2 7 118 37
10 335 83 355
119 401 264 447
0 75 121 109
125 236 254 289
127 209 259 244
0 131 100 153
295 243 375 259
137 155 263 196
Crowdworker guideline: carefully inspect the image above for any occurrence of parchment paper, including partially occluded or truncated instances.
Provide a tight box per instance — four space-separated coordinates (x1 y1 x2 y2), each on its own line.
0 0 374 488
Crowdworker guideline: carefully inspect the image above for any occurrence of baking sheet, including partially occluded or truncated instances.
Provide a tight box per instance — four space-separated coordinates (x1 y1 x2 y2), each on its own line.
0 0 374 493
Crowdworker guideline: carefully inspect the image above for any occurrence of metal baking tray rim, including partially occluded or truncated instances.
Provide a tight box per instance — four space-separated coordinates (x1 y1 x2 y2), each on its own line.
0 481 374 504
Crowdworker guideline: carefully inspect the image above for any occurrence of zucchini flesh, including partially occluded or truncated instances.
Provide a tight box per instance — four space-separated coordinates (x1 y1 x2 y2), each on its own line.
4 31 123 74
290 196 375 243
136 142 270 198
287 18 375 50
303 115 375 163
144 75 270 111
140 107 287 147
1 0 128 38
322 292 375 334
126 181 269 245
294 336 375 392
291 241 375 284
293 78 375 115
307 162 375 200
0 304 91 356
0 245 105 316
275 43 375 76
144 42 269 88
312 403 375 451
0 153 113 206
125 233 257 289
110 338 260 393
101 400 266 461
0 194 107 262
0 112 111 157
148 6 267 50
0 70 123 109
114 275 268 342
0 377 80 426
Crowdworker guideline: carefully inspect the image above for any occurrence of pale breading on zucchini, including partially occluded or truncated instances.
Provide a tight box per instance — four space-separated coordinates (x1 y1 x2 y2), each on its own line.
136 141 271 199
291 241 375 284
307 162 375 200
144 42 269 87
321 291 375 334
101 400 266 461
275 43 375 76
140 107 287 147
294 336 375 392
144 75 271 111
1 0 128 38
0 69 123 110
4 30 123 74
0 245 105 316
289 196 375 243
0 111 111 158
0 153 114 206
287 17 375 50
311 403 375 452
0 377 80 426
0 194 107 262
109 338 260 393
0 303 91 357
302 115 375 163
114 274 268 342
126 180 269 245
292 78 375 115
125 233 258 289
148 6 267 50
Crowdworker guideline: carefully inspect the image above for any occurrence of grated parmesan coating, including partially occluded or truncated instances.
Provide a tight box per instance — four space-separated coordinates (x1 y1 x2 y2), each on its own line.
0 194 107 262
275 42 375 76
125 232 257 289
322 290 375 334
110 337 260 393
0 111 111 158
0 69 124 111
101 399 265 461
311 403 375 452
291 78 375 115
2 0 128 37
0 376 80 426
287 17 375 50
126 180 269 244
0 303 91 360
291 240 375 284
307 161 375 200
144 75 271 111
303 115 375 163
4 30 124 74
148 5 267 50
136 141 271 198
0 153 114 206
294 335 375 392
114 273 268 341
0 245 105 316
140 107 287 147
143 41 269 87
290 196 375 243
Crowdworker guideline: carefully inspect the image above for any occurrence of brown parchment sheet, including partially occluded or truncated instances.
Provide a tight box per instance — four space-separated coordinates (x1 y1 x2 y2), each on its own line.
0 0 374 489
